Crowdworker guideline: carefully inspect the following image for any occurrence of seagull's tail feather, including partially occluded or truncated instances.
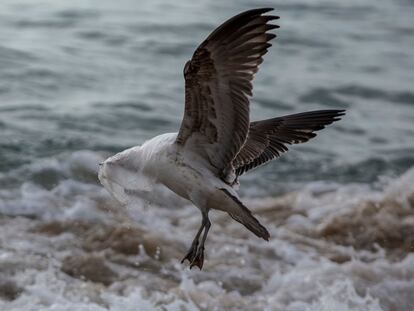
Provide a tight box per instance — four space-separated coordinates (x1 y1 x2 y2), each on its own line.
218 188 270 241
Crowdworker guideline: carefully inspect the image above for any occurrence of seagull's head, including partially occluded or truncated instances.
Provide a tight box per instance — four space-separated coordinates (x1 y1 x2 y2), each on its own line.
98 146 152 204
98 149 138 193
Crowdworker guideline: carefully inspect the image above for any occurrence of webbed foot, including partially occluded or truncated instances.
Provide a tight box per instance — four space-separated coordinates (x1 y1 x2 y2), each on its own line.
190 247 204 270
181 241 199 264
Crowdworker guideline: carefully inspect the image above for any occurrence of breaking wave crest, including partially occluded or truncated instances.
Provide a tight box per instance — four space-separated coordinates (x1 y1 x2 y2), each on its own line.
0 150 413 310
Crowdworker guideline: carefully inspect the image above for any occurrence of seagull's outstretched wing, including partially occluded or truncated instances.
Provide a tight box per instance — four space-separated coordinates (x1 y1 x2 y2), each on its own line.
176 8 279 176
233 110 345 176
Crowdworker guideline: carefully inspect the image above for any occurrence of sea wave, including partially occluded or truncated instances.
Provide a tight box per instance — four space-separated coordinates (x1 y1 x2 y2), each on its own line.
0 150 413 310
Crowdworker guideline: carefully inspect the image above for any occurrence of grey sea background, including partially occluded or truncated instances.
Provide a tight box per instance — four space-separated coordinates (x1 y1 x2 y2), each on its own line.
0 0 413 310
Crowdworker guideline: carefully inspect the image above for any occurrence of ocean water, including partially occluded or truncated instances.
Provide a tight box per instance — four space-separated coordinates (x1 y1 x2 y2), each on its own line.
0 0 413 310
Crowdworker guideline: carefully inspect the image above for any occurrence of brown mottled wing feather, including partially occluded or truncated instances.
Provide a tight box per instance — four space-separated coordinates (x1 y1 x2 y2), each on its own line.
176 8 279 175
234 110 345 175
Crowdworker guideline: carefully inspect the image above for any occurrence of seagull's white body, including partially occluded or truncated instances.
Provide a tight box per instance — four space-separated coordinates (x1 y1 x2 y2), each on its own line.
98 8 344 269
99 133 236 211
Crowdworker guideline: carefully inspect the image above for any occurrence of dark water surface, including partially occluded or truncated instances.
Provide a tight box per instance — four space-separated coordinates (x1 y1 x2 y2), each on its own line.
1 0 413 195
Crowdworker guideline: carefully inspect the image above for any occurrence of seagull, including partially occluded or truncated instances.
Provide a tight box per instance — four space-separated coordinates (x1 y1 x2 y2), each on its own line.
98 8 345 269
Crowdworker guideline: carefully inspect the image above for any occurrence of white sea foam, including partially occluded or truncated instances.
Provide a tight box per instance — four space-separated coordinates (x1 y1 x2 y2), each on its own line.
0 151 413 310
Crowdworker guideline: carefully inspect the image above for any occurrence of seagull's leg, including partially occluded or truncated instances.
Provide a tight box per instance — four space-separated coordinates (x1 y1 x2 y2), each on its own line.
181 216 205 264
190 211 211 270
